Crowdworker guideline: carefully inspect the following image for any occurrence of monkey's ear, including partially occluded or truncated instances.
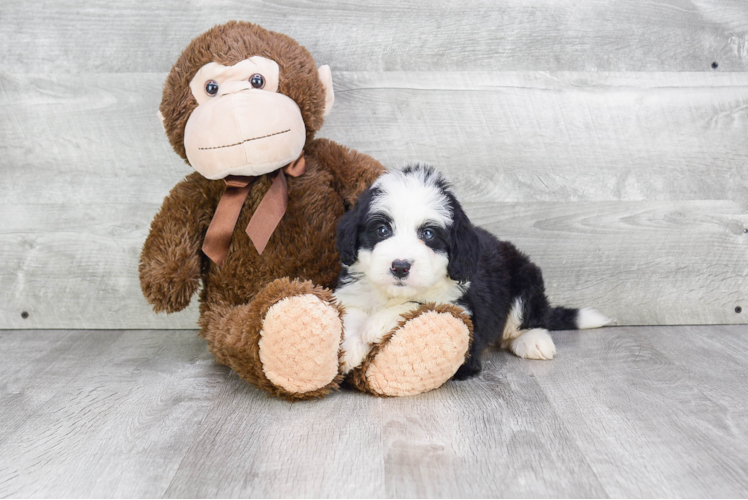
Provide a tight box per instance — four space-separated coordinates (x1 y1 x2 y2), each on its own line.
157 110 166 131
318 65 335 117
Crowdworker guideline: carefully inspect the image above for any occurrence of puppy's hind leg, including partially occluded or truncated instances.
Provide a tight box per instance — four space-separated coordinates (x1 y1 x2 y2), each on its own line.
500 297 556 360
510 328 556 360
511 257 611 335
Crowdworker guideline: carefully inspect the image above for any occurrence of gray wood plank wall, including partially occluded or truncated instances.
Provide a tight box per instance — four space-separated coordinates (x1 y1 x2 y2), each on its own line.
1 0 747 329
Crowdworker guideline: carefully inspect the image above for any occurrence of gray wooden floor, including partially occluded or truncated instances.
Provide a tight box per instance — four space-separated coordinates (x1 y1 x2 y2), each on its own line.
1 326 747 498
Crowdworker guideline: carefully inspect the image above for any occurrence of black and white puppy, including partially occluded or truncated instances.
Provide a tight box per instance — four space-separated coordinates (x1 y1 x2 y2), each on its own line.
334 164 610 378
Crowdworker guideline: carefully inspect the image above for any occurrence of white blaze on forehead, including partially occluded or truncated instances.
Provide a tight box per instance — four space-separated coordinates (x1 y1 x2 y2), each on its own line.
370 169 452 230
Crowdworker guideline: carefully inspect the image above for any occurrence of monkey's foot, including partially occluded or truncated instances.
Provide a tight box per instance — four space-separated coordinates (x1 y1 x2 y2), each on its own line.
200 279 344 401
350 303 472 397
259 292 343 396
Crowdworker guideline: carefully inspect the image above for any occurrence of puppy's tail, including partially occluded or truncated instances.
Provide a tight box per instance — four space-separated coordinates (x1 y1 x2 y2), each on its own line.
544 306 612 331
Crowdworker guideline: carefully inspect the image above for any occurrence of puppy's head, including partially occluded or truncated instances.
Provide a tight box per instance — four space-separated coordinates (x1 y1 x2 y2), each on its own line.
337 164 480 298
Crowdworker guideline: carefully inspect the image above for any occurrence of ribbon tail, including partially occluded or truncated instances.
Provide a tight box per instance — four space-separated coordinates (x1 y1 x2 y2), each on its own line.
202 179 253 267
246 170 289 255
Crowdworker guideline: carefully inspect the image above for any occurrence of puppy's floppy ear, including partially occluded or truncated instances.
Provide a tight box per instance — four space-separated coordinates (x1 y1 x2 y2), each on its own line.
337 186 378 265
336 202 361 266
447 201 481 283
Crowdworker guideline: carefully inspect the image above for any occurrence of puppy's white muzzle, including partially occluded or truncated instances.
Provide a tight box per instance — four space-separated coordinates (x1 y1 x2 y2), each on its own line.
362 235 449 297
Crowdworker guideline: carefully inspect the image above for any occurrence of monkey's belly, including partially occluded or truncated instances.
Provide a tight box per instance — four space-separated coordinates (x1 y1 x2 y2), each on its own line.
204 173 345 306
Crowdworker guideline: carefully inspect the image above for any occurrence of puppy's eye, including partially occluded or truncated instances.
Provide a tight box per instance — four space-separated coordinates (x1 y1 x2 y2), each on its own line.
250 74 265 89
376 225 390 238
205 80 219 96
421 228 435 240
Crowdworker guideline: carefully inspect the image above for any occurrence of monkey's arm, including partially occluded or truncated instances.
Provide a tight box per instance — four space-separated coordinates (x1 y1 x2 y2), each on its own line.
307 138 386 206
139 172 212 313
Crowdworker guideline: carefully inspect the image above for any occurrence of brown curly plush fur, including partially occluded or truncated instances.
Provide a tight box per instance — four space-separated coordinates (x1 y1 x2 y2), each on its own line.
139 22 385 400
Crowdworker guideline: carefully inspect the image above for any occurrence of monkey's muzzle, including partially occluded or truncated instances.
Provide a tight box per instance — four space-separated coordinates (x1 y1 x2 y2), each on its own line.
184 90 306 180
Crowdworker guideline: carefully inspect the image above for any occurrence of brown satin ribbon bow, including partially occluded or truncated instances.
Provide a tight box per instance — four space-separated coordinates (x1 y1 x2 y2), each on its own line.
202 151 306 267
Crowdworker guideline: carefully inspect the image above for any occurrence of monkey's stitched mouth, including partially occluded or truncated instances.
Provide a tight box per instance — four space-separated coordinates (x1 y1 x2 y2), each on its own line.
198 129 291 150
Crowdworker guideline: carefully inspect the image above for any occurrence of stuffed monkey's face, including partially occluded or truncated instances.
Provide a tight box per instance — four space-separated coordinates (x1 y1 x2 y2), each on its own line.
183 56 327 180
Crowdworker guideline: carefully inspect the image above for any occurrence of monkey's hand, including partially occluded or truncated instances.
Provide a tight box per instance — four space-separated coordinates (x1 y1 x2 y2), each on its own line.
139 173 209 313
139 238 201 313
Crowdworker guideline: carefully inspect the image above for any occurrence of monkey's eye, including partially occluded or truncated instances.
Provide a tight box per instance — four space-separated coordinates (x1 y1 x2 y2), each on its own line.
376 225 391 238
421 228 435 241
204 80 219 96
250 74 265 89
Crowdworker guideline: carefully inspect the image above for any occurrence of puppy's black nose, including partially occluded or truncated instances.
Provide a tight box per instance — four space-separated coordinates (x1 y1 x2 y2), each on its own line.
391 260 411 279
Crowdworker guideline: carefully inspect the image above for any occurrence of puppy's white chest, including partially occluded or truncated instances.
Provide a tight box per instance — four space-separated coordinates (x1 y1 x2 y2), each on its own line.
335 278 412 316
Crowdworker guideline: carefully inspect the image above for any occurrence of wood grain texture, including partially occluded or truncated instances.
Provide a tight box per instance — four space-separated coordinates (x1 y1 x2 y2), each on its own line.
330 71 748 202
0 72 199 329
1 326 747 497
532 326 748 497
0 330 228 498
1 71 746 328
377 362 607 498
0 330 122 444
1 0 747 73
163 375 388 498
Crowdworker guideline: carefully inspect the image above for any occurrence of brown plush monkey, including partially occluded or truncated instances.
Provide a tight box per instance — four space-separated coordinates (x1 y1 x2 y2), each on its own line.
140 21 472 400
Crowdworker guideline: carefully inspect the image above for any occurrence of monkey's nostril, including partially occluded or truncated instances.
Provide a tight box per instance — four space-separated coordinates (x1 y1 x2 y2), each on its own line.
391 260 412 279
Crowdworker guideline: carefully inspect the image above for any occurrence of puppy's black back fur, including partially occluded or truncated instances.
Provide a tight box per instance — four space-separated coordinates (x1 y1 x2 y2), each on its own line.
454 227 578 379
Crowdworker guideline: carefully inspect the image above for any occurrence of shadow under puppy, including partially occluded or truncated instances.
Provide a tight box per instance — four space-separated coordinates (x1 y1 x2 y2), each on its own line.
334 164 611 379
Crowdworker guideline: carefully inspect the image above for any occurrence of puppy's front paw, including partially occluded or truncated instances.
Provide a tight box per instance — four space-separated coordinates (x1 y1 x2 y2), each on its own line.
453 359 482 380
362 314 401 345
340 335 371 374
511 329 556 360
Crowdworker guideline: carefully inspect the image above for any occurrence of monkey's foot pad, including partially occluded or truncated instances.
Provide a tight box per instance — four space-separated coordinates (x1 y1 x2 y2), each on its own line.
258 294 342 394
354 308 471 397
